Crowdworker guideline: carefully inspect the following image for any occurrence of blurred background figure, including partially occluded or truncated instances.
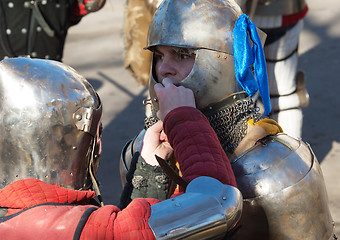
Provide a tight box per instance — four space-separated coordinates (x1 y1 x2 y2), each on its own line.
123 0 162 86
123 0 309 139
236 0 309 138
0 0 105 61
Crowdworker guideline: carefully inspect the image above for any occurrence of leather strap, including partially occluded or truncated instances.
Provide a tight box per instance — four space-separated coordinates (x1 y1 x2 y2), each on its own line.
155 155 188 190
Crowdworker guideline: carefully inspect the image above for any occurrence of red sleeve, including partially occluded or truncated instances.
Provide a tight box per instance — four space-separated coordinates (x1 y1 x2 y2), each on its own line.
163 107 237 188
80 198 160 239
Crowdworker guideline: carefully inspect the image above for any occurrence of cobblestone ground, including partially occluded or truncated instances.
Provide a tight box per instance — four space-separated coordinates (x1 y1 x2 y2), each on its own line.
63 0 340 236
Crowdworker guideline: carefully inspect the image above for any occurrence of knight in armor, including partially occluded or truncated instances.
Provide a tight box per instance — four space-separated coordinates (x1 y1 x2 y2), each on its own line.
124 0 309 139
0 0 106 61
120 0 336 239
0 57 241 239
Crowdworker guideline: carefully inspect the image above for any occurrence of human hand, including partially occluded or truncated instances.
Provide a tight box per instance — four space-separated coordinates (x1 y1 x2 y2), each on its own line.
154 78 196 121
140 120 173 166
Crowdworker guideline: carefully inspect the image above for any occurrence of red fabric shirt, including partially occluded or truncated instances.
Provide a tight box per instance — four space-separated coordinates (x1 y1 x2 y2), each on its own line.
0 179 158 239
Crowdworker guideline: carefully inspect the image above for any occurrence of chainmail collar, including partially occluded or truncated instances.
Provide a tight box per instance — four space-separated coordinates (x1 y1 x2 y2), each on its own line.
201 92 263 154
144 112 159 129
144 92 263 154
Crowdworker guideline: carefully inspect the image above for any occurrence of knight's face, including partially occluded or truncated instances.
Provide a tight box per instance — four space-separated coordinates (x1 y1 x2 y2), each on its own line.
153 45 196 85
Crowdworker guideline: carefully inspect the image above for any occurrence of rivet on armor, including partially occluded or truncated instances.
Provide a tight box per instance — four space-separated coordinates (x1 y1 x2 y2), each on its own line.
24 1 30 8
75 114 82 121
85 112 91 120
42 0 47 5
45 55 50 59
37 26 42 32
153 97 158 102
222 196 227 200
72 146 77 150
8 2 14 8
56 3 60 8
21 28 27 34
143 98 152 105
233 95 237 100
31 52 37 57
6 29 11 35
4 56 8 59
15 175 18 178
45 175 49 178
70 172 73 176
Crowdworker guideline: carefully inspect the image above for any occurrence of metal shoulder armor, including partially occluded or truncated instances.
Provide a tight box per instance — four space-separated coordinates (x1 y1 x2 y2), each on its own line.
120 129 145 187
230 133 335 239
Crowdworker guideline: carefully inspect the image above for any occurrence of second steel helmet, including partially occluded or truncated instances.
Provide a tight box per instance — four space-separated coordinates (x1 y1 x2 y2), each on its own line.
0 57 102 190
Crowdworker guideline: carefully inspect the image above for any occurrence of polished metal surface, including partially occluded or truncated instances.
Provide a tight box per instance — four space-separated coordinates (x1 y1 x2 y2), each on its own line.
149 176 243 239
230 133 334 239
146 0 267 111
0 57 102 190
119 129 145 187
147 0 242 55
252 0 306 16
146 0 243 110
235 0 306 17
84 0 106 12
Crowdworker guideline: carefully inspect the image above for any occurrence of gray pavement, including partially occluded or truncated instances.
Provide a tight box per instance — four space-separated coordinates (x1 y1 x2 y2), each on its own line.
63 0 340 236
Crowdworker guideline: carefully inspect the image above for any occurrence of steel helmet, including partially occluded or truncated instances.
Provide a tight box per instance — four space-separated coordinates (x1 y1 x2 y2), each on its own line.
0 57 102 190
145 0 268 116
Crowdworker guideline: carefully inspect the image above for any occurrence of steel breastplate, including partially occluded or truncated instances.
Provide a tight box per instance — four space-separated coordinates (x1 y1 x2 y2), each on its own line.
230 133 334 239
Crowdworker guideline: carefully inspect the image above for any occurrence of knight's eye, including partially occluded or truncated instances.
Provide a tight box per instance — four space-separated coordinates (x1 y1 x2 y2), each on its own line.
154 52 163 60
180 53 191 59
177 51 195 61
